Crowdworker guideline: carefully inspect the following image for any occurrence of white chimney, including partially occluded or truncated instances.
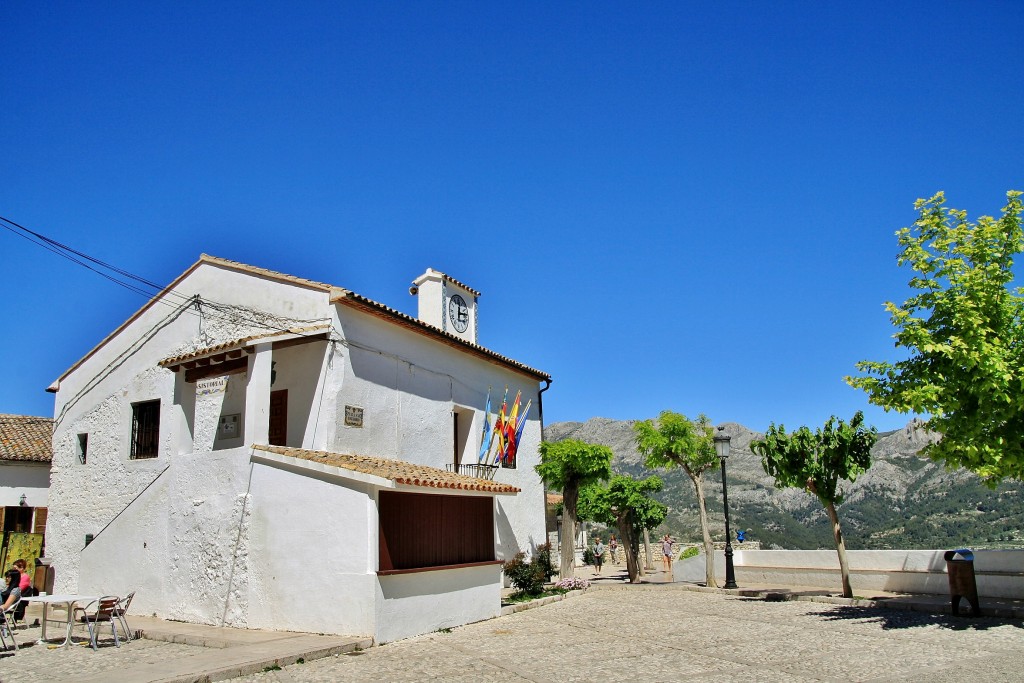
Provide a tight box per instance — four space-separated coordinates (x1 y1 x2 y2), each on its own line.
410 269 480 344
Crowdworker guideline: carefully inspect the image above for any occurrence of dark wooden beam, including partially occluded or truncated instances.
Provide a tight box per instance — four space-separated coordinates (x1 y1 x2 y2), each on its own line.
184 356 249 383
271 333 329 351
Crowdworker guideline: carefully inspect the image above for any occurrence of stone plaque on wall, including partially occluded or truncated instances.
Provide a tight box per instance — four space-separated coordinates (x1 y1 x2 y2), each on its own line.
344 405 364 427
197 376 228 396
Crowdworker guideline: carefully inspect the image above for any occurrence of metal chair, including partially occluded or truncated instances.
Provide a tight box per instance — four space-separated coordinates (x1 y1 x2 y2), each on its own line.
72 596 121 650
112 591 135 641
0 603 18 652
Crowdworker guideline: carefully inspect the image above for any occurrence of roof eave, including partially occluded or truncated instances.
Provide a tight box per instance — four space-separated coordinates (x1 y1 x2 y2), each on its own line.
331 291 550 382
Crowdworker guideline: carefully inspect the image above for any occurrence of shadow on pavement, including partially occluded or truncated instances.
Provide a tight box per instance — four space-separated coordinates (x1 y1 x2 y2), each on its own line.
806 605 1024 631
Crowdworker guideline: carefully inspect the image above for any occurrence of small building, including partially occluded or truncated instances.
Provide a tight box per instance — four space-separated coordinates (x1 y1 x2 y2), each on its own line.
0 414 52 567
46 255 551 642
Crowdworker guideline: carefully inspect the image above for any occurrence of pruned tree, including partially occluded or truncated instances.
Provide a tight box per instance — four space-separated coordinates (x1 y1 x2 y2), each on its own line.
634 411 720 587
847 190 1024 483
750 412 877 598
578 474 667 583
536 439 613 579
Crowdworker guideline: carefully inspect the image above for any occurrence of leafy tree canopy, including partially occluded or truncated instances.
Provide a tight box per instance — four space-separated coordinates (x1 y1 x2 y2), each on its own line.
578 473 667 531
847 190 1024 483
752 411 877 505
536 438 613 491
634 411 718 477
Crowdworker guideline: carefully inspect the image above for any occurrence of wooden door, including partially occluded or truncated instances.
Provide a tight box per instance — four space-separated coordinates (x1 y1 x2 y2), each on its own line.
269 390 288 446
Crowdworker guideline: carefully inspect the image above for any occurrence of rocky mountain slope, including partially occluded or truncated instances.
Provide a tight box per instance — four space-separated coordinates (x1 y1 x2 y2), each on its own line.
545 418 1023 550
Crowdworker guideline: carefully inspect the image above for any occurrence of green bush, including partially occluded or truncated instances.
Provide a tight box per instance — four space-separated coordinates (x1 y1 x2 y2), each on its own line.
503 542 557 597
678 546 699 561
582 547 596 566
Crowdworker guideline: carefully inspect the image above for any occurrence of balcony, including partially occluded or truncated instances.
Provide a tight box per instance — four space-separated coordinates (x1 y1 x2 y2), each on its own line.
446 463 499 480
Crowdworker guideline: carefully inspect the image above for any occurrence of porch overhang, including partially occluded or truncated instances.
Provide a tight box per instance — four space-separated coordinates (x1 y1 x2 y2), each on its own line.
250 444 520 495
159 325 331 382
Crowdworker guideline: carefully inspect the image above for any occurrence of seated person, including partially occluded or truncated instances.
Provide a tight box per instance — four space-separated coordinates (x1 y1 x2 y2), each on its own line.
1 569 22 612
12 560 33 596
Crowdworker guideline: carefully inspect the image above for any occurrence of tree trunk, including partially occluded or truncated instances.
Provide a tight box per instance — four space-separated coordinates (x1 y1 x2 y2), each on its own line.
825 501 853 598
560 482 578 579
618 515 641 583
693 474 718 588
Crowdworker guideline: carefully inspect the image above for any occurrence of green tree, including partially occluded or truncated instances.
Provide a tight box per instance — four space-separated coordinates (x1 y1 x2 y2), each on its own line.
847 190 1024 483
634 411 720 587
536 439 614 579
750 412 877 598
578 474 667 583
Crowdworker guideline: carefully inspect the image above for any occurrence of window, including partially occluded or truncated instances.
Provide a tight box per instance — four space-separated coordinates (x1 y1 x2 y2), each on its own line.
77 433 88 464
131 400 160 459
378 492 494 571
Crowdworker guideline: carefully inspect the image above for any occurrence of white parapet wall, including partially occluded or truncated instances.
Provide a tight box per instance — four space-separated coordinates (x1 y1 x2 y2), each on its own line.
674 549 1024 599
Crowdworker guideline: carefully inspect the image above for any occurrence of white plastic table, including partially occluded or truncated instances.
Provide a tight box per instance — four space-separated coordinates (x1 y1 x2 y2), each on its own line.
20 594 99 647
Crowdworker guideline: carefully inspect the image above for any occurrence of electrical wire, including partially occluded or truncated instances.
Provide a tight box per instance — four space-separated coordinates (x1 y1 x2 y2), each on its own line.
0 214 332 341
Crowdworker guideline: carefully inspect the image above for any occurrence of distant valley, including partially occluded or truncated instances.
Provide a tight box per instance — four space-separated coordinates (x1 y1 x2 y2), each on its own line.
545 418 1024 550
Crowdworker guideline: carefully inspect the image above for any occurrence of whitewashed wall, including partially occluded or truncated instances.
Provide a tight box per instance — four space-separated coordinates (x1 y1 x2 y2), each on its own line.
49 262 332 594
0 461 49 508
674 548 1024 599
333 308 547 562
375 564 502 643
245 458 378 635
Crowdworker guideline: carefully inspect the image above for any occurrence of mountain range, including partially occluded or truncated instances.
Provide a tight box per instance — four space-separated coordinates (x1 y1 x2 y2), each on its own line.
545 418 1023 550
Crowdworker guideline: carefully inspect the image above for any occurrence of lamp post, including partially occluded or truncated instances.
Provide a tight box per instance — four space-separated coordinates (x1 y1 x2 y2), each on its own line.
714 429 738 589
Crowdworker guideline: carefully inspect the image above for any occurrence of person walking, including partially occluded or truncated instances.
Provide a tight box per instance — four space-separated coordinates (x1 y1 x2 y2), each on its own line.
608 535 618 565
661 535 673 572
593 538 605 575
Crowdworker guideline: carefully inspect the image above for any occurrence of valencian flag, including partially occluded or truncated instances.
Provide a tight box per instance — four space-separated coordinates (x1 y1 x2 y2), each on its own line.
477 387 492 464
503 391 522 466
505 400 533 467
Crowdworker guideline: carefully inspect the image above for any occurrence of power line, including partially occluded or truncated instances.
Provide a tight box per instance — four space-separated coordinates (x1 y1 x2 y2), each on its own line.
0 214 332 340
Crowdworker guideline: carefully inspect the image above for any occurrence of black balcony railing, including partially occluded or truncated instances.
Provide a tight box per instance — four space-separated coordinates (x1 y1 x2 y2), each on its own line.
446 463 499 480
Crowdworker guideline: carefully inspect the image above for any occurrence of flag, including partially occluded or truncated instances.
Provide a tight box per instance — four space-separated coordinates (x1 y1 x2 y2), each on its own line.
505 399 532 467
502 391 522 466
489 386 509 465
477 387 492 464
514 399 532 444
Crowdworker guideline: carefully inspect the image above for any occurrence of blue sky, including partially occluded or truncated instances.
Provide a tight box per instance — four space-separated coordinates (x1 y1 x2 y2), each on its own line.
2 2 1021 433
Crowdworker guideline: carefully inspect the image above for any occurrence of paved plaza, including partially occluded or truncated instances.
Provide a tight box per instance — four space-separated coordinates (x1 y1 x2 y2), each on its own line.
3 583 1024 682
231 585 1024 682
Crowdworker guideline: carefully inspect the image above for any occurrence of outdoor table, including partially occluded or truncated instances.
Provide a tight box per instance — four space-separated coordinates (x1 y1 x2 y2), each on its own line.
20 594 99 647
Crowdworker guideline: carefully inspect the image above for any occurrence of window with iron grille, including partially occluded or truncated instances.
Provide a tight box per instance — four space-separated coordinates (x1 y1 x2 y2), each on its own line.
130 400 160 459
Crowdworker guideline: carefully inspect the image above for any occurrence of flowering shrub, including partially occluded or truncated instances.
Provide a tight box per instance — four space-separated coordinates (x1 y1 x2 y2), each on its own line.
504 543 557 597
554 577 591 591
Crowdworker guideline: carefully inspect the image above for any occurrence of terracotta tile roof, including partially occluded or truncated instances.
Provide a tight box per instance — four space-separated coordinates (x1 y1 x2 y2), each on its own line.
252 444 520 494
442 272 481 297
332 290 550 380
0 414 53 462
412 268 482 296
158 324 331 367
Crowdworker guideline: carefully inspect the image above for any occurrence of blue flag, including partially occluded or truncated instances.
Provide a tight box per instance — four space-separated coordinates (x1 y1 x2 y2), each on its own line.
477 387 492 464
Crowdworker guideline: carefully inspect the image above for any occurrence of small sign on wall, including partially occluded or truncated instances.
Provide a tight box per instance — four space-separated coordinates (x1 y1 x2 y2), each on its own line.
197 376 228 396
345 405 364 428
218 414 240 439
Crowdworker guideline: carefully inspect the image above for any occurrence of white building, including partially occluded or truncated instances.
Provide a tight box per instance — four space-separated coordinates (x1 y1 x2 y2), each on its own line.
0 414 52 561
46 255 551 642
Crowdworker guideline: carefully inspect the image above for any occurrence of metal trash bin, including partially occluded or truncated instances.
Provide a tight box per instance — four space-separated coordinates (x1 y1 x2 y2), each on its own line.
944 549 981 617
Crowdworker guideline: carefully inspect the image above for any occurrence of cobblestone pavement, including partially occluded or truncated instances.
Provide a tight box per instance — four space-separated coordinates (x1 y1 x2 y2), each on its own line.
233 584 1024 683
0 631 207 683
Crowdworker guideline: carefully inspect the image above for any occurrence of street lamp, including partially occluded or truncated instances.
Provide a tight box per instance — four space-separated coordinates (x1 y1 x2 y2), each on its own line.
714 429 738 589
